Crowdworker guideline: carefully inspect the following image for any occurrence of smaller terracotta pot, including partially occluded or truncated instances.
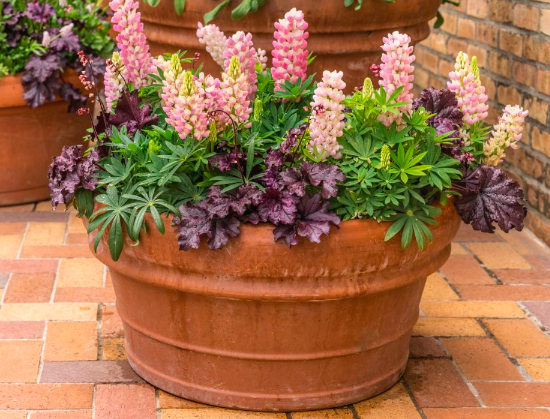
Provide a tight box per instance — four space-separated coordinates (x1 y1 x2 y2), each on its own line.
0 73 90 206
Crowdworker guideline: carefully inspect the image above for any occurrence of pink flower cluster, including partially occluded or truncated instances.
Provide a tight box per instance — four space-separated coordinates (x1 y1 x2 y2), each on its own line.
221 56 253 126
109 0 154 88
271 8 309 91
484 105 529 166
223 31 258 100
448 52 489 125
308 70 346 160
196 23 227 67
104 52 125 112
378 31 416 127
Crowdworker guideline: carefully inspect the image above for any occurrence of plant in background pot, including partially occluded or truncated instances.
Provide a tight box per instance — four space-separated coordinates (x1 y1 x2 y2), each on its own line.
0 0 114 205
49 0 528 412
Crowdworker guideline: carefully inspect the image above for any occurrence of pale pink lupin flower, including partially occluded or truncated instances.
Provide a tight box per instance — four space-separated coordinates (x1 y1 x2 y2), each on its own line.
308 70 346 160
271 8 309 91
256 48 268 71
220 56 252 127
484 105 528 166
104 52 125 112
223 31 257 99
377 31 416 127
109 0 154 88
196 23 227 68
448 52 489 125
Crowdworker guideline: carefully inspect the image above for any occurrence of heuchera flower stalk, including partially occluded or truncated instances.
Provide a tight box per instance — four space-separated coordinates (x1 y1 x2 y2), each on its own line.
484 105 528 166
109 0 154 88
271 8 309 92
378 31 416 127
223 31 258 100
196 23 227 68
308 70 346 160
448 52 489 125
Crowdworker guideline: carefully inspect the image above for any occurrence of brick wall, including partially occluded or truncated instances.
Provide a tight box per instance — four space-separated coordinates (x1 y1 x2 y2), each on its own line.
414 0 550 246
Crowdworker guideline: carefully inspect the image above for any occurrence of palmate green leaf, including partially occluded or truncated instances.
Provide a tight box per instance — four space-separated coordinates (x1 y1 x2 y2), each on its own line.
384 205 441 250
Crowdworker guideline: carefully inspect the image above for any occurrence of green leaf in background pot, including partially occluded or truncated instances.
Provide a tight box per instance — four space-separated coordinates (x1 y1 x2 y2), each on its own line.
174 0 186 15
146 0 161 6
231 0 252 19
204 0 230 23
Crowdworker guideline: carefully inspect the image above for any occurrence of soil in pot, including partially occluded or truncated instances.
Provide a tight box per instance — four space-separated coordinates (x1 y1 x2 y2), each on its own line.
0 74 90 206
139 0 442 91
89 200 460 411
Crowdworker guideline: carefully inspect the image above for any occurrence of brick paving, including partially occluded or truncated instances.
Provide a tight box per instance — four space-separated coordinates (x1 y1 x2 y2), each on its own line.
0 202 549 419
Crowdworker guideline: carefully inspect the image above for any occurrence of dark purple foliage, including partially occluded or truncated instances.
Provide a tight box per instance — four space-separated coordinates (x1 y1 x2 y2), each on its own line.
107 90 158 135
413 88 463 137
26 1 55 23
300 162 345 199
51 31 81 54
209 152 242 172
274 194 340 246
3 2 25 47
454 165 527 233
59 83 87 113
49 145 99 210
21 54 64 108
24 54 62 82
258 188 299 225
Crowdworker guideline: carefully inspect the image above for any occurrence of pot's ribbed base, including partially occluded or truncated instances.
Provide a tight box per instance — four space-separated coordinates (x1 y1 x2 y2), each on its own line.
124 326 409 412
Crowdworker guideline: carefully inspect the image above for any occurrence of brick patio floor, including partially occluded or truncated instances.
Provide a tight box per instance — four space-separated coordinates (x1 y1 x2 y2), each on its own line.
0 201 549 419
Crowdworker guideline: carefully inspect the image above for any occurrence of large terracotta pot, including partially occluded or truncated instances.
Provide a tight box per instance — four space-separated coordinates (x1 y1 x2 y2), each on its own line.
89 201 460 411
0 74 89 206
140 0 442 90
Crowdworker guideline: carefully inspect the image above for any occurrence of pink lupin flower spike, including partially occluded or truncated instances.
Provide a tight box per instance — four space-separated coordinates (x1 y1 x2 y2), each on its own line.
223 31 258 100
271 8 309 91
220 56 252 127
196 23 227 68
377 31 416 128
109 0 155 88
448 53 489 125
484 105 528 166
308 70 346 160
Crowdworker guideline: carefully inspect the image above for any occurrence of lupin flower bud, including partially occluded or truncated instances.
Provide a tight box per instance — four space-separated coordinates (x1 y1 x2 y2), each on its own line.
180 70 196 97
377 31 416 127
196 23 227 67
271 8 309 92
362 77 373 99
378 145 391 169
253 98 263 122
208 121 218 143
484 105 528 166
448 52 489 125
308 70 346 160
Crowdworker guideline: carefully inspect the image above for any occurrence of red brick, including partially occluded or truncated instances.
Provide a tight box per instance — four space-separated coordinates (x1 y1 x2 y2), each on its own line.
525 255 550 270
54 287 116 303
497 86 522 108
523 96 549 125
537 69 550 97
476 22 498 47
483 319 550 358
499 30 524 56
495 269 550 285
457 18 475 40
410 337 447 358
0 341 42 382
424 408 550 419
0 222 26 235
475 382 550 407
100 305 124 338
44 322 98 362
456 285 550 301
30 412 91 419
522 302 550 329
0 259 58 274
525 37 550 65
95 385 156 419
0 274 8 288
489 53 510 78
489 0 512 22
20 246 93 259
513 4 540 31
39 361 142 384
66 233 88 245
441 338 522 381
467 0 487 18
4 274 54 303
0 384 93 409
448 39 468 57
513 62 537 87
404 359 479 408
440 255 494 284
0 321 44 339
454 224 502 242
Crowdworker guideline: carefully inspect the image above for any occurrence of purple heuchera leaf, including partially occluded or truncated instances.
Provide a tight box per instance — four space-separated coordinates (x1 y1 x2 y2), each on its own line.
229 184 263 216
274 193 340 246
413 87 463 136
300 162 345 199
51 31 81 54
455 165 527 233
279 168 307 197
22 73 61 108
48 146 99 210
25 54 62 83
26 1 55 23
108 90 158 135
258 188 298 225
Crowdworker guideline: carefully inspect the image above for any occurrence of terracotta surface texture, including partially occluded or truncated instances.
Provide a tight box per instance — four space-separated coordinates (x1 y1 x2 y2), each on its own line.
0 200 549 417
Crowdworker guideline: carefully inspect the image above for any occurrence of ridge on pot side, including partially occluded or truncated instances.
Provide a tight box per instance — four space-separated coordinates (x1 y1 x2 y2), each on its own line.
48 0 529 411
0 0 114 206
